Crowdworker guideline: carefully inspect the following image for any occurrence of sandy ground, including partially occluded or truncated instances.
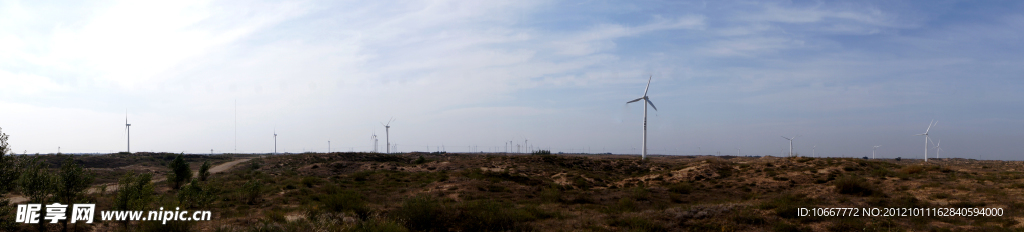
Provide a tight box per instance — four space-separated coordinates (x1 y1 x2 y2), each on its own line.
3 158 252 204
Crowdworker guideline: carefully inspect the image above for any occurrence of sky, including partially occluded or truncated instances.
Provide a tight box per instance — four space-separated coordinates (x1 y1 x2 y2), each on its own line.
1 0 1022 160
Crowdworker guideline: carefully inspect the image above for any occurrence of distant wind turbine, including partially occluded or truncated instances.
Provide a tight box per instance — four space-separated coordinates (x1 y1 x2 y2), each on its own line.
382 118 394 154
914 120 937 162
370 132 378 153
872 145 881 159
274 128 278 155
626 75 658 160
125 110 132 154
780 136 796 157
933 140 942 159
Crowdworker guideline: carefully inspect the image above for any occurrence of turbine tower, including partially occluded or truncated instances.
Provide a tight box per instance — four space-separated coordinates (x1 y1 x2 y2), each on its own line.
780 136 796 157
382 118 394 154
872 145 881 159
933 140 942 159
370 133 378 153
273 129 278 155
914 120 937 162
626 76 658 160
125 110 131 154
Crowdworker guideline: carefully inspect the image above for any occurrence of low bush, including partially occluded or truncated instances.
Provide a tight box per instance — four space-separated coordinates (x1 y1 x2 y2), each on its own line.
608 216 667 232
759 194 815 219
833 175 875 196
393 195 452 232
301 176 323 188
667 182 693 194
322 190 371 218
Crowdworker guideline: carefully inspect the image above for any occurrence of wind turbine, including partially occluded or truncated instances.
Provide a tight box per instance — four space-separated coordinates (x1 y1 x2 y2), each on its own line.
125 110 131 154
914 120 937 162
812 145 816 157
381 118 394 154
626 75 658 160
933 140 942 159
273 129 277 155
872 145 881 159
780 136 796 157
370 133 378 153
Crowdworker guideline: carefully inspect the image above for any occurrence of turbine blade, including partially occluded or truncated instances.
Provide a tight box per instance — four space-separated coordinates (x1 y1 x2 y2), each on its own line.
627 97 644 103
645 97 657 111
644 75 651 96
925 120 934 133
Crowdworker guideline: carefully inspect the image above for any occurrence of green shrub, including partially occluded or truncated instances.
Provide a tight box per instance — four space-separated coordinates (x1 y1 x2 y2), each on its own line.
393 195 451 232
759 194 815 219
177 179 215 209
322 190 370 218
539 186 562 203
901 165 924 175
353 216 409 232
667 182 692 194
608 216 666 232
457 200 536 231
613 197 638 212
931 192 951 199
301 176 323 188
241 179 263 205
833 175 875 196
631 187 652 201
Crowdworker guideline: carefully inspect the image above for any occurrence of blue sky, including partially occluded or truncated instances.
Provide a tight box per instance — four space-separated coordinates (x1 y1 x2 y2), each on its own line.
1 0 1022 160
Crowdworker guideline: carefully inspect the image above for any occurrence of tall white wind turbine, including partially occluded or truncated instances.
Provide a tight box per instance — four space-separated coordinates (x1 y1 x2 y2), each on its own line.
872 145 881 159
382 118 394 154
780 136 796 157
626 76 658 160
274 129 278 155
933 140 942 159
125 110 132 154
914 120 937 162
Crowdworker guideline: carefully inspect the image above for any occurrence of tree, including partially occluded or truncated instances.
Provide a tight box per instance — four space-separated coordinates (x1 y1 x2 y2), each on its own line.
19 157 55 203
113 171 153 229
55 156 95 232
0 127 16 192
19 157 55 232
167 154 192 189
198 161 211 181
177 179 214 209
0 127 19 231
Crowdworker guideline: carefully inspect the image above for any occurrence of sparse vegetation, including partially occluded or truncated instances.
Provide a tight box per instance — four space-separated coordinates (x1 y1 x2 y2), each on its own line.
3 151 1023 231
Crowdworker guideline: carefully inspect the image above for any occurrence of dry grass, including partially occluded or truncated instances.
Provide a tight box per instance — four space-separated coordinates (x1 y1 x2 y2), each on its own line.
6 153 1024 231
